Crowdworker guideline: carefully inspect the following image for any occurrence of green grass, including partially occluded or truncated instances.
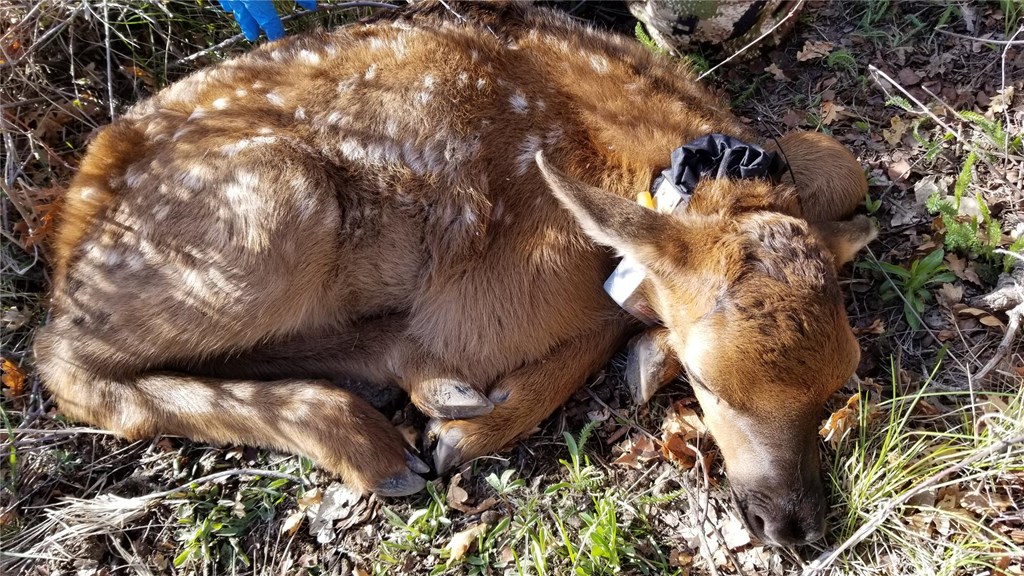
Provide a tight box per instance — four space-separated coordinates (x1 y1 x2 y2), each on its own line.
821 365 1024 575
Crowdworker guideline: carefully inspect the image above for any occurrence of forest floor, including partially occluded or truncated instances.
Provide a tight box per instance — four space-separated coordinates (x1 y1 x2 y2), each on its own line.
1 1 1023 575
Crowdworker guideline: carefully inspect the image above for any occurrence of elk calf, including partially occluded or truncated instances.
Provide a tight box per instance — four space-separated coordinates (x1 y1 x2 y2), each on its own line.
35 2 874 545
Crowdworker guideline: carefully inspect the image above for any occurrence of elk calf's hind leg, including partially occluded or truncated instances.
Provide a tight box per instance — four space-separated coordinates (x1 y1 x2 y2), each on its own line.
34 329 426 496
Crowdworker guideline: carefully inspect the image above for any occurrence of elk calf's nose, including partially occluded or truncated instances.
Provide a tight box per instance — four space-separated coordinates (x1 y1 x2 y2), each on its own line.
745 502 825 546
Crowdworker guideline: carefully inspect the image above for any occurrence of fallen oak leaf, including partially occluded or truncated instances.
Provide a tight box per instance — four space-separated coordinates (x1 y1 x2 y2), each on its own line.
447 473 471 511
661 434 697 469
937 283 963 308
1 359 26 396
852 318 886 336
819 393 861 448
820 100 846 125
447 522 489 563
612 435 660 469
886 158 912 181
281 510 304 536
796 40 833 61
883 116 909 147
765 63 789 81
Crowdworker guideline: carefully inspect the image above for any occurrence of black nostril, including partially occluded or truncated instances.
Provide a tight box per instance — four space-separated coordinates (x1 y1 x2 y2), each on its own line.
747 511 765 536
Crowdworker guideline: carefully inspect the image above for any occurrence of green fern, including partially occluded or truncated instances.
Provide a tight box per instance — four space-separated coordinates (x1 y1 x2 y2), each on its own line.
925 151 1010 269
959 110 1021 152
886 95 914 112
1005 237 1024 273
953 151 976 208
634 22 664 55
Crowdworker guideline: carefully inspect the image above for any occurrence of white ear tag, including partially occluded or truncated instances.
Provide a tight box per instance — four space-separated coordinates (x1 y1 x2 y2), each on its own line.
603 181 688 325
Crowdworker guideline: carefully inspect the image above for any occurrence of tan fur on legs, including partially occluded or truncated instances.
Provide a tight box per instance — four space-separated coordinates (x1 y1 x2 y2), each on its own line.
431 317 629 473
34 327 420 495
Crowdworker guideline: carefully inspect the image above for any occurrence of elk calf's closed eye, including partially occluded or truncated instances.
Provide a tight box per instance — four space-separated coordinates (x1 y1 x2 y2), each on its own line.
35 1 876 546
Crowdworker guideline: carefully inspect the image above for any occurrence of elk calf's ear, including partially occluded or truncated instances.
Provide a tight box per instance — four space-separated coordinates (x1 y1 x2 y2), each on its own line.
535 151 675 268
770 131 868 222
810 214 878 267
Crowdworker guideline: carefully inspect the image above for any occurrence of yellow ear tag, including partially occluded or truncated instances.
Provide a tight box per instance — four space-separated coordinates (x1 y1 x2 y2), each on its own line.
636 190 655 210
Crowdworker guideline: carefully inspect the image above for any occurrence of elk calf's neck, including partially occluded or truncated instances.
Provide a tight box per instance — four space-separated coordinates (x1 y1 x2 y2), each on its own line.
35 1 875 546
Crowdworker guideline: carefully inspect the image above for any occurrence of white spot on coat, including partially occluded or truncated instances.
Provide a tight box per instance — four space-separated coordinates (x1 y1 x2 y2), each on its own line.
212 97 230 110
266 91 286 107
509 91 528 114
589 54 609 74
515 134 542 175
365 64 378 80
298 50 321 65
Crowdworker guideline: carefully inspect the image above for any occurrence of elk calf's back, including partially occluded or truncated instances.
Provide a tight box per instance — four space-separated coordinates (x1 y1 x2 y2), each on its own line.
35 1 875 544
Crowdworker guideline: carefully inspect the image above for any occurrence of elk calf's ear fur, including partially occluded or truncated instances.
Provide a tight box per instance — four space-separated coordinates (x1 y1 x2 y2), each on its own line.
535 151 676 268
769 131 868 223
810 214 878 267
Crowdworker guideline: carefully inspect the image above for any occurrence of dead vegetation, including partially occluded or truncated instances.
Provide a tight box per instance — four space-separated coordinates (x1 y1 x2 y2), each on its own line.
1 1 1023 575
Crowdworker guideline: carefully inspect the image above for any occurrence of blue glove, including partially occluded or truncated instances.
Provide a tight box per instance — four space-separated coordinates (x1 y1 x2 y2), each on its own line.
216 0 318 41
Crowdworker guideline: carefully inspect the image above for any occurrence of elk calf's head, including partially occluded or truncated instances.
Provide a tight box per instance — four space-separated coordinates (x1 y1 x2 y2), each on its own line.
537 151 875 546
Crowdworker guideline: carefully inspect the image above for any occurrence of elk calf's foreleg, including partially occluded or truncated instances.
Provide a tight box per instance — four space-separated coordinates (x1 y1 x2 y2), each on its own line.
427 319 628 472
626 326 682 405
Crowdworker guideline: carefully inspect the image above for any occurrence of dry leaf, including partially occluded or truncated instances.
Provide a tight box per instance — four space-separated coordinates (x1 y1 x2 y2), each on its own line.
765 63 788 81
306 483 365 543
883 116 908 147
960 491 1011 515
447 523 488 563
447 473 470 510
298 488 322 510
1 359 26 396
988 86 1015 115
613 435 659 468
819 393 860 448
946 253 983 285
353 568 370 576
281 511 304 536
853 318 886 336
956 306 1006 330
914 176 950 207
661 401 708 469
897 67 921 86
661 434 697 469
937 283 963 308
886 159 912 181
820 101 845 125
782 109 805 128
663 401 707 436
669 549 693 567
796 40 834 61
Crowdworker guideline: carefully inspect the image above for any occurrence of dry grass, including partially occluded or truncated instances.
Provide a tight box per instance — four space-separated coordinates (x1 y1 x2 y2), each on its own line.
2 1 1023 575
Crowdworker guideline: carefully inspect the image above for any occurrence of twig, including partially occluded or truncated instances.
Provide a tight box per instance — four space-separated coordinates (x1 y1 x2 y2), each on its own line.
0 4 87 71
972 302 1023 381
867 65 961 138
690 441 747 576
867 64 1018 190
677 477 723 576
804 433 1024 574
102 0 115 120
698 0 805 80
174 1 398 67
1000 27 1022 168
936 28 1024 45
